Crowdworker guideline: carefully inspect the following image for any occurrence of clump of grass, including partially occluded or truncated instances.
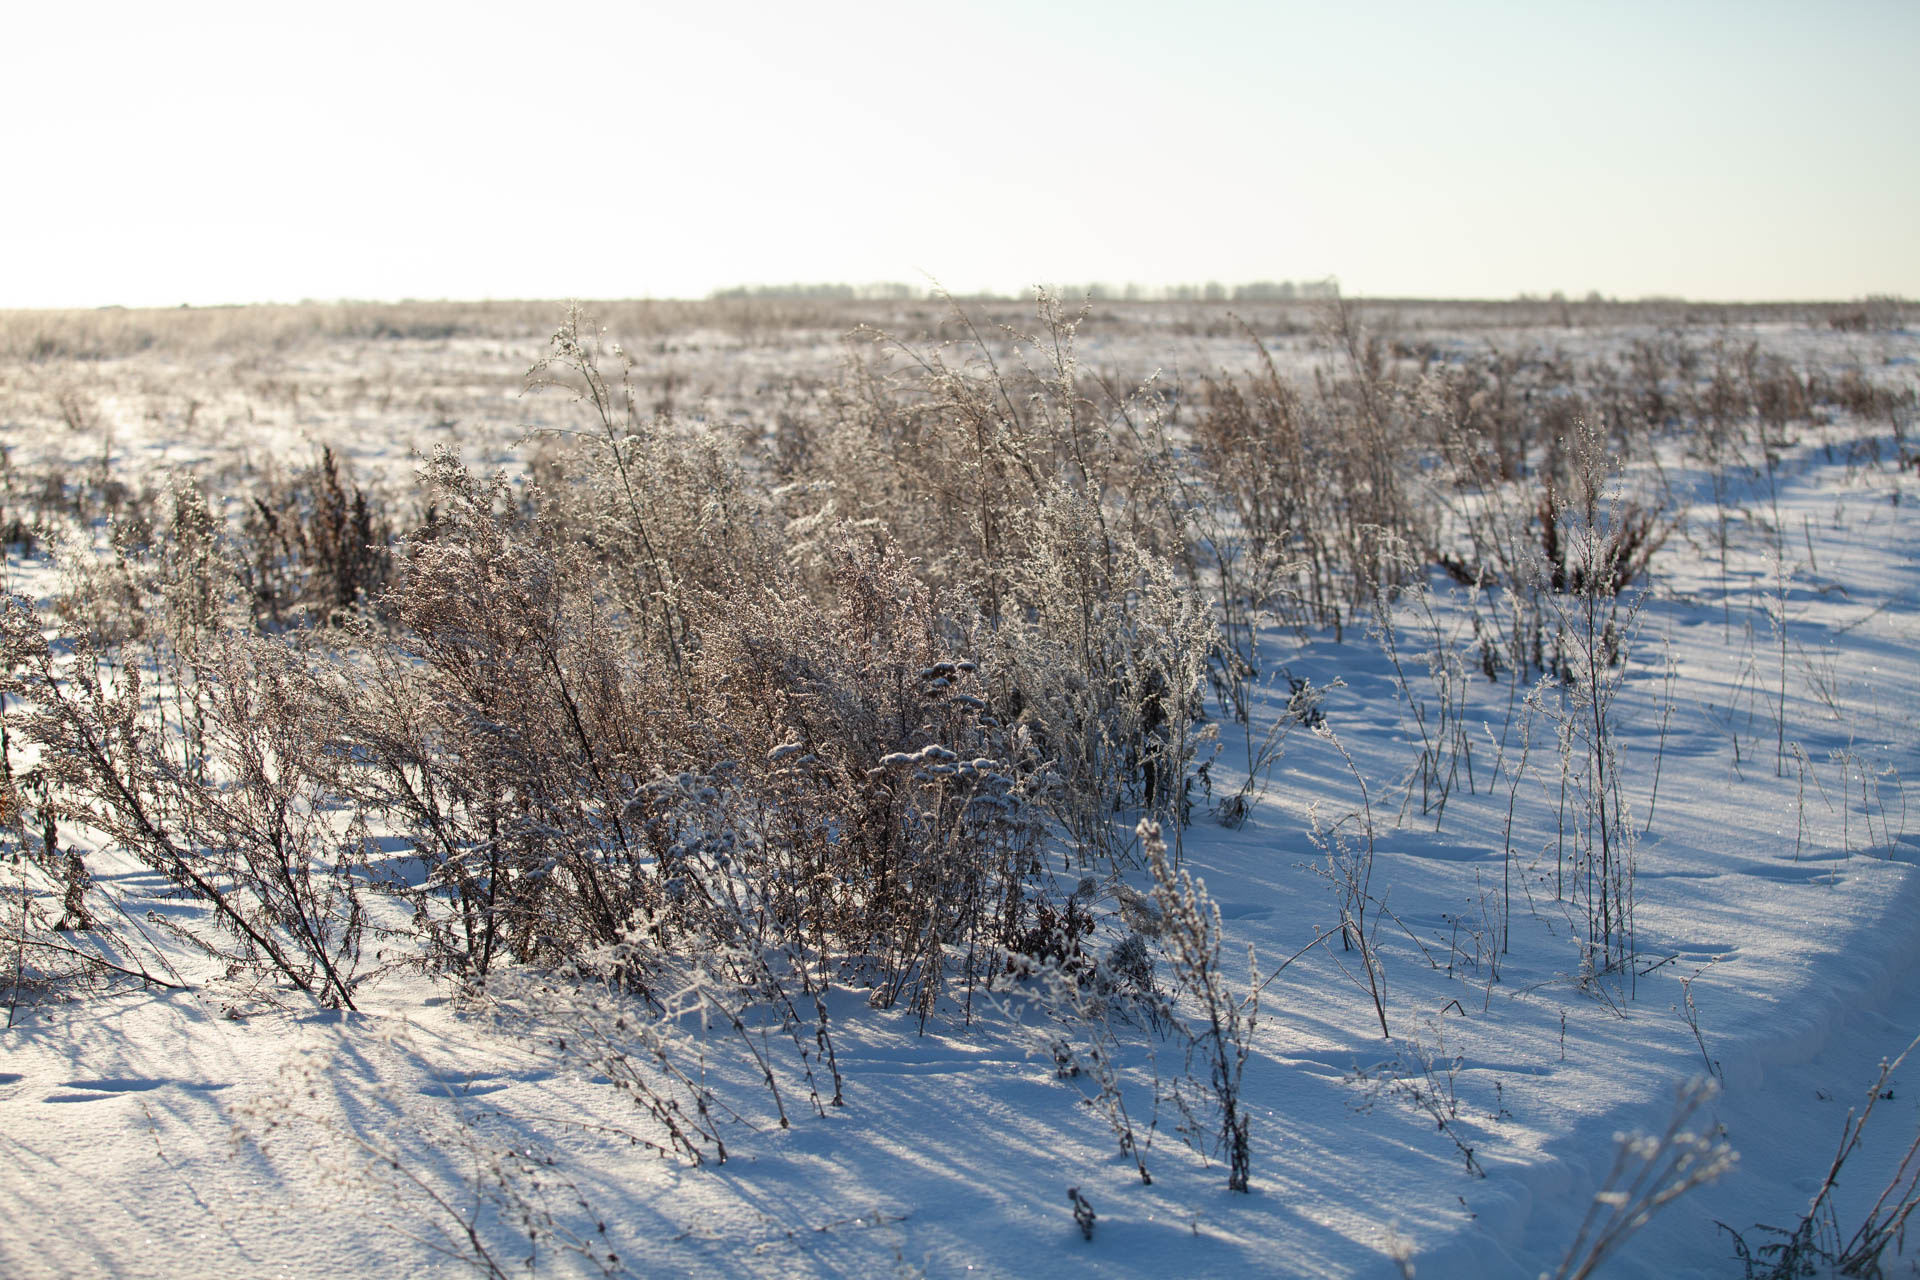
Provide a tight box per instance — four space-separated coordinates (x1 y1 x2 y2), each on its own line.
238 447 394 629
1143 819 1256 1192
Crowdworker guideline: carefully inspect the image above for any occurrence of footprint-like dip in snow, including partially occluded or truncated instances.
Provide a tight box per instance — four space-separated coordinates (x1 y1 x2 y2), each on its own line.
418 1077 513 1097
45 1078 166 1103
43 1077 231 1102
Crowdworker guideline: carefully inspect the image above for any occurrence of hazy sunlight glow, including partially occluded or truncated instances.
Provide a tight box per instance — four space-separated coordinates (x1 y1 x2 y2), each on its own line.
4 0 1914 307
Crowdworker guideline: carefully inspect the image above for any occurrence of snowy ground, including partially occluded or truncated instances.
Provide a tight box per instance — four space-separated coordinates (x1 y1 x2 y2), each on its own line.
3 301 1919 1278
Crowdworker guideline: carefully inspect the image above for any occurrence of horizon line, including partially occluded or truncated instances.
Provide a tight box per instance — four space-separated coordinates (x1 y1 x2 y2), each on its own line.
3 287 1912 315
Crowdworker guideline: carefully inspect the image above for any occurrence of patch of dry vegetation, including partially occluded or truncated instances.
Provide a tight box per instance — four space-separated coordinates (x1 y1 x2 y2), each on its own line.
1 289 1914 1248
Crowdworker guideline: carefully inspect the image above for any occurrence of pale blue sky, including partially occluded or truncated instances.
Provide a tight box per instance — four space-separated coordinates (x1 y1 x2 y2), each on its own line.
3 0 1913 307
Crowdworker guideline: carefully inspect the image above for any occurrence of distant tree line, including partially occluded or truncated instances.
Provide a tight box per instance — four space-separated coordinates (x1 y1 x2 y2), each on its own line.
709 282 922 301
708 280 1341 303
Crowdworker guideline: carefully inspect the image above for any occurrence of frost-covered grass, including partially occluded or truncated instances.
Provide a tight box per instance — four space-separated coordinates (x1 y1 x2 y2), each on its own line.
1 294 1918 1279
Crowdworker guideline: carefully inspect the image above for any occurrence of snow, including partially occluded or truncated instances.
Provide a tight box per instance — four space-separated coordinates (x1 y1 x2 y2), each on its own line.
3 301 1919 1278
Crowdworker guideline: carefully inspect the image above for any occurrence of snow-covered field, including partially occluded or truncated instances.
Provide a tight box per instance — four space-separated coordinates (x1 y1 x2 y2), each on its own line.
2 297 1917 1278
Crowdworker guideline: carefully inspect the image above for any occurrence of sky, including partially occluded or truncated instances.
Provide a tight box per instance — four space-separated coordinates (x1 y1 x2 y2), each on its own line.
2 0 1914 308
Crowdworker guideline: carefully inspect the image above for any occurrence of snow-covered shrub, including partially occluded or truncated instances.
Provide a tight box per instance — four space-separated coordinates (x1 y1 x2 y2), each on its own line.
328 450 683 975
525 308 775 682
331 447 1059 1021
0 771 156 1017
987 480 1216 867
1 602 370 1008
686 526 1057 1019
236 446 393 630
1186 292 1429 640
1188 335 1408 639
773 293 1215 860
